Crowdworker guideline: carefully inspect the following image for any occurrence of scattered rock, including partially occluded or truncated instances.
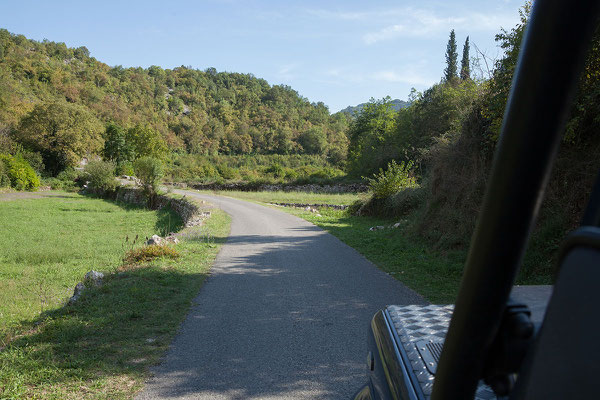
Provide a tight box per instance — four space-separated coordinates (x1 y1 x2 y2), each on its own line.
185 211 211 228
165 234 180 244
369 226 386 231
270 202 348 210
393 222 402 228
68 282 86 305
84 270 104 286
146 234 164 245
303 206 319 213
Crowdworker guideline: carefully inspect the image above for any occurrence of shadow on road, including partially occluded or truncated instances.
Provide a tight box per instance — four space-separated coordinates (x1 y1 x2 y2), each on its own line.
141 221 425 399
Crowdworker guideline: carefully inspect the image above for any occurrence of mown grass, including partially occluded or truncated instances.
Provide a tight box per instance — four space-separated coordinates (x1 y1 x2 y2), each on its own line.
0 192 230 399
203 189 363 206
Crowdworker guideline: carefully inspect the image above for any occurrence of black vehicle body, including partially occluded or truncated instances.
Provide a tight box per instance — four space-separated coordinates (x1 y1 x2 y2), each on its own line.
354 1 600 399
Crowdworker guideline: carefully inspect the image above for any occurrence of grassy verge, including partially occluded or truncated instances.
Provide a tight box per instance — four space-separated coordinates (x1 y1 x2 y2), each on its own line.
0 192 230 399
202 189 363 206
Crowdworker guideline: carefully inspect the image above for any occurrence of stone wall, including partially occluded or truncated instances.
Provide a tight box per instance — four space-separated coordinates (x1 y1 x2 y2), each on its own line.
115 188 204 227
188 182 368 193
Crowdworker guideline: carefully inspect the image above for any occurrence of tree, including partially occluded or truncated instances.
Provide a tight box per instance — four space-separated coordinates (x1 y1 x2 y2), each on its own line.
460 36 470 80
444 30 458 81
125 124 167 159
103 122 134 167
299 127 327 155
485 2 532 138
346 97 398 177
15 102 103 175
134 156 164 206
84 160 118 194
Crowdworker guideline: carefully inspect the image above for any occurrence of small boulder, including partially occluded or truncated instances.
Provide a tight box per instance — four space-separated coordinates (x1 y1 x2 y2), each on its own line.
165 235 180 244
84 270 104 286
68 282 86 305
393 222 402 228
146 235 163 245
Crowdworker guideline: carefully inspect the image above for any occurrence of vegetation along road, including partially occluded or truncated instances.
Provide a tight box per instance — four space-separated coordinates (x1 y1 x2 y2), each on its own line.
137 191 425 400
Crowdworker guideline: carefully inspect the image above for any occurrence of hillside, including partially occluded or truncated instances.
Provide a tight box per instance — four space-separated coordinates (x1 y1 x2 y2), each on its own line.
340 98 409 116
0 29 350 165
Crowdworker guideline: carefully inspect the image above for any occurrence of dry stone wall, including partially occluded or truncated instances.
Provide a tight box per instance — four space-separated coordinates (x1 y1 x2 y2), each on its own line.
115 188 205 227
188 182 368 193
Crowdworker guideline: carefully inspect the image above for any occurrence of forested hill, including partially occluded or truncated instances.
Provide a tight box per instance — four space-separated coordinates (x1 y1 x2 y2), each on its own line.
340 99 409 116
0 29 350 159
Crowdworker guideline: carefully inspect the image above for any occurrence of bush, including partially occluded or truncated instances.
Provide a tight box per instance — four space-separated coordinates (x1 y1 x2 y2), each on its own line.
57 168 80 181
265 163 285 178
116 161 134 176
134 156 164 196
216 164 238 180
84 160 118 194
0 154 40 191
366 160 417 199
0 163 10 188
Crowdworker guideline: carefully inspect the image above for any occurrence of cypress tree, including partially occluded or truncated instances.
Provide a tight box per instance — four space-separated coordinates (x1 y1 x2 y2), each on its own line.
460 36 470 80
444 30 458 81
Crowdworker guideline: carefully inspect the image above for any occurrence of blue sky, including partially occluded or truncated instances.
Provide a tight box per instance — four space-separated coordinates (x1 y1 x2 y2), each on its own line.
0 0 524 112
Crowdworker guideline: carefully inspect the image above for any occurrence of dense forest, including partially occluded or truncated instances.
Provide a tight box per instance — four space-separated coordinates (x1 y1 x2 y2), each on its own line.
0 28 350 180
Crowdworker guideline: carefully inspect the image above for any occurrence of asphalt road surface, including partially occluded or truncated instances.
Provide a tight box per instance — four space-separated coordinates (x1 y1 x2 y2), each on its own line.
137 191 426 400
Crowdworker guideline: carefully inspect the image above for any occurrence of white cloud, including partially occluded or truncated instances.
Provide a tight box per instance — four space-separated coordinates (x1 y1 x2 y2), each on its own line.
372 69 436 86
307 6 518 45
277 63 298 80
363 9 518 44
321 66 435 88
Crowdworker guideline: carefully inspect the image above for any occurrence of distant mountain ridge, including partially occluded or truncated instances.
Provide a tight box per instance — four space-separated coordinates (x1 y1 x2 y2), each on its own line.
340 99 409 116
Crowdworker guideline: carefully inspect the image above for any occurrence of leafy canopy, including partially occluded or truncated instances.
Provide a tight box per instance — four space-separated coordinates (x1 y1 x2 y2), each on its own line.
15 102 103 175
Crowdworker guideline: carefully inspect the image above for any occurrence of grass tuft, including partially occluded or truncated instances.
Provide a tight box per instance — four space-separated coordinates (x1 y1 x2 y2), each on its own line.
123 244 179 265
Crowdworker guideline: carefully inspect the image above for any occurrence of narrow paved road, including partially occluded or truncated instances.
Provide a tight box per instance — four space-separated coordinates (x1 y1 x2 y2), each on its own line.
137 192 426 400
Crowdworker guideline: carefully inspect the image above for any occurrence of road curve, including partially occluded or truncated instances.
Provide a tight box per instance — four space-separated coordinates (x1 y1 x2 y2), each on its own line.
137 191 426 400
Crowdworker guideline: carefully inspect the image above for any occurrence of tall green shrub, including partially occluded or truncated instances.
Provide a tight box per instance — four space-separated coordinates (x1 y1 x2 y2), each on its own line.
134 157 164 205
84 160 118 194
366 160 417 199
0 154 40 191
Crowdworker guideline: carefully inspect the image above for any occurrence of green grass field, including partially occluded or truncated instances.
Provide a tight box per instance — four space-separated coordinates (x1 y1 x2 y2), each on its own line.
203 189 363 206
0 192 230 399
